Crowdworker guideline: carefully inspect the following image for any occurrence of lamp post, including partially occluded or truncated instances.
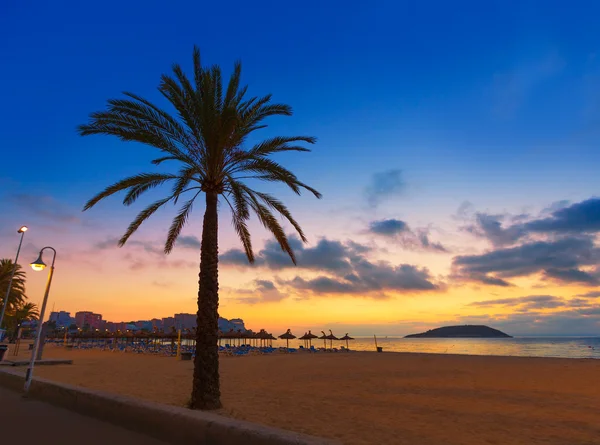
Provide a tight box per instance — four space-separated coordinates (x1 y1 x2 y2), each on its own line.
24 246 56 394
0 226 28 332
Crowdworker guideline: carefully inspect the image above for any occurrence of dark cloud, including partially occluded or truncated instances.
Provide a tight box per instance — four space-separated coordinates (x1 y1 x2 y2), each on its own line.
577 291 600 298
364 170 405 208
95 237 162 255
284 262 438 298
541 200 571 215
464 213 525 247
452 237 600 286
220 249 252 265
222 235 441 298
468 295 565 311
177 235 201 249
8 193 80 224
465 198 600 247
543 267 600 285
221 236 354 272
414 229 448 253
368 219 448 253
523 198 600 234
369 219 408 236
567 298 594 308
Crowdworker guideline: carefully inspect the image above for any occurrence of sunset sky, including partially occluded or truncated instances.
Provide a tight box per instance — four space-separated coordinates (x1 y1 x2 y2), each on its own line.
1 1 600 336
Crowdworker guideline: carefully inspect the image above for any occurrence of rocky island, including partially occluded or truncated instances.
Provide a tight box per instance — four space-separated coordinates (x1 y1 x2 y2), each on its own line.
404 325 512 338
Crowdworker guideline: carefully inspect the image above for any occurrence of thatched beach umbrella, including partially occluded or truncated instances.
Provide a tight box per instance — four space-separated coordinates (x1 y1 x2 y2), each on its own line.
299 332 310 348
306 330 318 348
340 333 354 350
299 330 319 348
326 330 339 349
278 329 296 349
319 331 328 349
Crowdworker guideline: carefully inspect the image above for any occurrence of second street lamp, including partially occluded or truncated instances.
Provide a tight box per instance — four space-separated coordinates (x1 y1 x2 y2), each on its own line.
0 225 29 334
24 246 56 394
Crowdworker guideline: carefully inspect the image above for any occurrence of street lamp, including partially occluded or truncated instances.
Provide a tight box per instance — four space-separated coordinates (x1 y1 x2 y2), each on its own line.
24 246 56 394
0 226 29 332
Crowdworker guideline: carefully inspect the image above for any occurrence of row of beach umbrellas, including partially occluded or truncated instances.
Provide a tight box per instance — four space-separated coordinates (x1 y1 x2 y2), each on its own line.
53 327 354 349
280 329 355 349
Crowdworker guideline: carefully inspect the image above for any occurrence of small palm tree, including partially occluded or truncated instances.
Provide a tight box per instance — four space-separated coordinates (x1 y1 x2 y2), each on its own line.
7 302 39 340
0 259 27 325
78 47 320 409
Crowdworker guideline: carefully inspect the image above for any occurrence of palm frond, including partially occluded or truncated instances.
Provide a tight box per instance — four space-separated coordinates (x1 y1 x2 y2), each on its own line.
224 61 242 108
247 136 316 157
222 194 254 263
252 190 307 242
84 173 177 210
118 196 172 246
164 192 200 254
243 189 296 264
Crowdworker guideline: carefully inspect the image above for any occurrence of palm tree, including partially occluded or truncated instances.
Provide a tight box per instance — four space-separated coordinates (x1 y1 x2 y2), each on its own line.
7 302 39 340
78 47 321 409
0 259 27 326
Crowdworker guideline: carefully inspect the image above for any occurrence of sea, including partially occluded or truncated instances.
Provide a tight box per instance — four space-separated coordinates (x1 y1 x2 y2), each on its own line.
273 336 600 359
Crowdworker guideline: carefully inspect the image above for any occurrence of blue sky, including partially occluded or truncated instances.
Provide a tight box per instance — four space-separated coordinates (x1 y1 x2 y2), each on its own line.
1 1 599 335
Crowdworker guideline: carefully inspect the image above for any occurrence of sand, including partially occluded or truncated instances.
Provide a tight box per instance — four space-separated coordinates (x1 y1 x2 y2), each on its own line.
5 344 600 445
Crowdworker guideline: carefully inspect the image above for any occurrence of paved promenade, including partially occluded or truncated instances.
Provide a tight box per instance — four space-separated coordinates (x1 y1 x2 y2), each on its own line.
0 387 171 444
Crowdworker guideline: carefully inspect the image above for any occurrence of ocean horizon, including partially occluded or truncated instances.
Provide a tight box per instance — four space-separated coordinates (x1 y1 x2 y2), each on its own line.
276 336 600 359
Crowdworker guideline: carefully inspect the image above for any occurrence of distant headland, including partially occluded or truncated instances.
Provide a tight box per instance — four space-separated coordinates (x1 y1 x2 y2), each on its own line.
404 325 512 338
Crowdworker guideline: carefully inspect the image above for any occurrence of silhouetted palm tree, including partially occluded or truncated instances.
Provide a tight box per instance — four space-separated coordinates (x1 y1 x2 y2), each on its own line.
78 47 320 409
7 302 39 340
0 259 27 326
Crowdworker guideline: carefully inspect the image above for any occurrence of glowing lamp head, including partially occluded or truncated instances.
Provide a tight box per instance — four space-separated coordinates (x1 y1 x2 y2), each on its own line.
18 226 28 233
30 253 47 271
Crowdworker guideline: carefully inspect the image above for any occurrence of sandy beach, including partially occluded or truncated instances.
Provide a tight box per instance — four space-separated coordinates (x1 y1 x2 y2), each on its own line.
4 345 600 445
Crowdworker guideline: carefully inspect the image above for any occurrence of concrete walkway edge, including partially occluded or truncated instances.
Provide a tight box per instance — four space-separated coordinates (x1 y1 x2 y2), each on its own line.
0 368 337 445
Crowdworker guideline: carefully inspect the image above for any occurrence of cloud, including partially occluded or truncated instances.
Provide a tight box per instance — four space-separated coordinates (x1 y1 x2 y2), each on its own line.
468 295 565 311
464 213 525 247
177 235 201 249
220 249 252 265
94 238 196 271
368 219 448 253
231 280 286 304
95 237 163 255
464 198 600 247
452 236 600 286
523 198 600 234
543 267 600 285
222 235 441 298
8 193 80 224
369 219 408 236
284 261 438 297
576 291 600 298
221 236 356 272
364 170 405 208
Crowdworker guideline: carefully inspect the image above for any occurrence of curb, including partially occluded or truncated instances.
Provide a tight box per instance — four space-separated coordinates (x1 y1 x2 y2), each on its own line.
0 368 336 445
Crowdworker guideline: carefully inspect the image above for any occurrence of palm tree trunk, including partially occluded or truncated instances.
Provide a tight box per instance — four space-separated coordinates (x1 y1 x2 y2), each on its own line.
190 191 222 410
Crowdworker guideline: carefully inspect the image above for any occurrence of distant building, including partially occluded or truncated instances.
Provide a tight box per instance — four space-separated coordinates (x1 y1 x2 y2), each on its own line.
134 320 152 331
218 317 247 332
115 322 129 332
49 311 73 327
151 318 162 330
162 317 175 331
75 311 103 329
174 313 196 330
105 322 117 333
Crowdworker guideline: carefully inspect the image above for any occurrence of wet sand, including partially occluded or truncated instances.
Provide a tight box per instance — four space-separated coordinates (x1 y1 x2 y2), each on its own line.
4 344 600 445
